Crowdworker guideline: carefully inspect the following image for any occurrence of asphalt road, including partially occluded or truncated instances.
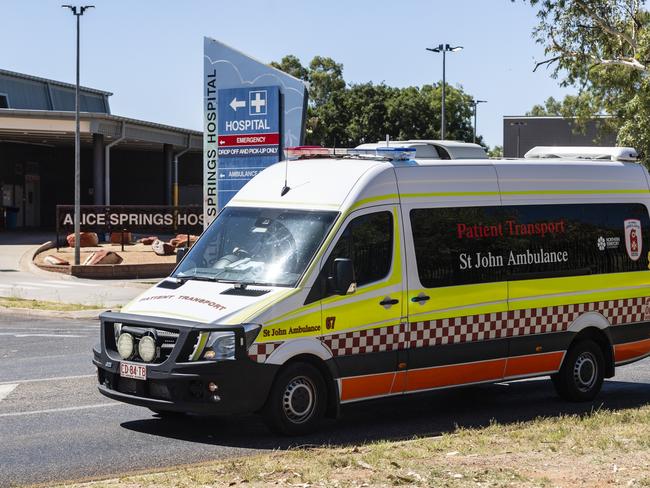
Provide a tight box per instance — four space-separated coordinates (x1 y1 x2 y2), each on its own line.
0 232 147 307
1 315 650 488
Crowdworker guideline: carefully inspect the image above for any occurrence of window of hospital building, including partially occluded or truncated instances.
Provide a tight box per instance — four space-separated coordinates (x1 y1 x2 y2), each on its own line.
410 203 650 288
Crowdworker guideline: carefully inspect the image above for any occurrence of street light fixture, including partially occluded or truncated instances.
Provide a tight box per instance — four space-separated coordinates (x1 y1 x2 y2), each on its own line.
472 99 487 144
62 4 94 265
426 43 463 140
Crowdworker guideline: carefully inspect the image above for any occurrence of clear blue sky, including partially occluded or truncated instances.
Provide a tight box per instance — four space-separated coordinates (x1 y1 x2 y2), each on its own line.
1 0 572 148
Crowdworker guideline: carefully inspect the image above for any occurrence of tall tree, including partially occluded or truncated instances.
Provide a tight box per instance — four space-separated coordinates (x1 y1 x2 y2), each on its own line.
271 55 482 147
270 55 309 81
307 56 346 108
521 0 650 158
526 96 564 116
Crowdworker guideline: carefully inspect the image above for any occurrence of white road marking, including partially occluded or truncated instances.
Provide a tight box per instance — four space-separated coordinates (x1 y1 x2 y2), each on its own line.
0 284 38 290
0 384 17 401
0 402 121 418
0 332 85 338
0 374 95 385
0 327 96 332
46 280 99 288
14 282 72 289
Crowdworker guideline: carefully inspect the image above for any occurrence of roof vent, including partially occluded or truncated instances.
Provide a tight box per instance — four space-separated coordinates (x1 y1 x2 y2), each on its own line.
524 146 638 162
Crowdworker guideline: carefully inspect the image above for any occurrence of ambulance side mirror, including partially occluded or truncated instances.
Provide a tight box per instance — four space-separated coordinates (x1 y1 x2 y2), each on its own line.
328 258 356 295
176 247 188 264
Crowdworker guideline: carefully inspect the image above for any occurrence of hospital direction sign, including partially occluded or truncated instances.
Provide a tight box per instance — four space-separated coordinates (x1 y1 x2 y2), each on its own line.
216 86 281 209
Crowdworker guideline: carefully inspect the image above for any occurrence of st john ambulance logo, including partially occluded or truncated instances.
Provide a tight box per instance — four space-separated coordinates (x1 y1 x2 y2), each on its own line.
624 219 642 261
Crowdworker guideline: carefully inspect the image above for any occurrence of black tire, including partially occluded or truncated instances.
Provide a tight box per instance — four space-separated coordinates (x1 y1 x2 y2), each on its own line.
551 339 605 402
262 362 327 436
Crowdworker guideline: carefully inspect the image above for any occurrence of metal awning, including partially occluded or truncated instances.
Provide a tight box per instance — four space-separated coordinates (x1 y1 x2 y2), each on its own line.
0 109 202 151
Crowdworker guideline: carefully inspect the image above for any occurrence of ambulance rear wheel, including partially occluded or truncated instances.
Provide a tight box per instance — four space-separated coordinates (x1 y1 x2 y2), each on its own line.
552 339 604 402
263 362 326 435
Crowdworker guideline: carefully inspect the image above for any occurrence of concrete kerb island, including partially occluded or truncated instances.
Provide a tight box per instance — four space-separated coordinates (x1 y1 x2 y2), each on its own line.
70 262 174 279
32 241 175 279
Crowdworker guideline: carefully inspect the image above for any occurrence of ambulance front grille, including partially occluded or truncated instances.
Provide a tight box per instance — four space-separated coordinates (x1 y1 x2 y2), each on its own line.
107 324 180 364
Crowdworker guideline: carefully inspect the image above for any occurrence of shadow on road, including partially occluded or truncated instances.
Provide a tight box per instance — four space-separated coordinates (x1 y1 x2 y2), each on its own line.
0 230 53 245
120 377 650 449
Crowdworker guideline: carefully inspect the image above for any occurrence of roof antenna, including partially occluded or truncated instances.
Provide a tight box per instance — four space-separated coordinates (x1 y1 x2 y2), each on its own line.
281 145 290 196
386 134 390 147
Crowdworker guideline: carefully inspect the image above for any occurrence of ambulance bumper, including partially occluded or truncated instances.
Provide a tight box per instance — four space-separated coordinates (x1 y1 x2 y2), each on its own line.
94 311 278 415
94 355 278 415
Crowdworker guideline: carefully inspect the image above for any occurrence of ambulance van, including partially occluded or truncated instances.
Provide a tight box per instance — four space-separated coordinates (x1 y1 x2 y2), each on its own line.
94 146 650 435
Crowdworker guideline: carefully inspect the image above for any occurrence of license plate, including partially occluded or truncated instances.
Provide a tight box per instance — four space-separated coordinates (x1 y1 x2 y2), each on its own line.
120 362 147 381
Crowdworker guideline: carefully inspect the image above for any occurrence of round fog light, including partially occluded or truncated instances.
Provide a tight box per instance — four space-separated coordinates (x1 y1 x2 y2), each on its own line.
117 333 134 360
138 335 157 363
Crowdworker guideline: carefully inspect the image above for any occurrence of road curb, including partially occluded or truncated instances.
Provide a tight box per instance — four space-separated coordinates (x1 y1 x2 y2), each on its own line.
18 241 60 277
0 306 110 320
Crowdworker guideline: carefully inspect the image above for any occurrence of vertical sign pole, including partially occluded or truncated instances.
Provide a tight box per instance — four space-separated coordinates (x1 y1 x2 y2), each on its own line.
64 5 94 264
441 46 446 141
473 101 477 144
74 12 81 265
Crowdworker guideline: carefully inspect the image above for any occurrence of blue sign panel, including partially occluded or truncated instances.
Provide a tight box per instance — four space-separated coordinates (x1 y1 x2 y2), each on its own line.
216 86 281 209
203 38 308 225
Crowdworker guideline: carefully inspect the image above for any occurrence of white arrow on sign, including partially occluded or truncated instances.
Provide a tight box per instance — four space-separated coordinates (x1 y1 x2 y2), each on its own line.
230 97 246 111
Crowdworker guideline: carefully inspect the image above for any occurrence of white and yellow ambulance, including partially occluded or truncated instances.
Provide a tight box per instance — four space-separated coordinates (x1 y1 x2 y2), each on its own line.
94 145 650 435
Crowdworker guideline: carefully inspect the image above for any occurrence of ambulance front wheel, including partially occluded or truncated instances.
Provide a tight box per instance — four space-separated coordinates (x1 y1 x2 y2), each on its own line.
551 339 605 402
263 362 327 435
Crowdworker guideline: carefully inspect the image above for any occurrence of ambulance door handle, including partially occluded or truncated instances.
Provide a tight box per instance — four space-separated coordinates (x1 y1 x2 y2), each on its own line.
379 298 399 306
411 295 430 303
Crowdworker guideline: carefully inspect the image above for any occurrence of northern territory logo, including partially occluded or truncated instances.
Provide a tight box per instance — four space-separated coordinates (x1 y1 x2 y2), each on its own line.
624 219 642 261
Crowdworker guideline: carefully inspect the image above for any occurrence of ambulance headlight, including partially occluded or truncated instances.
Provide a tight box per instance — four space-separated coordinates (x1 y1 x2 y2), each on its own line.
117 332 134 360
203 331 236 361
138 335 157 363
113 322 122 343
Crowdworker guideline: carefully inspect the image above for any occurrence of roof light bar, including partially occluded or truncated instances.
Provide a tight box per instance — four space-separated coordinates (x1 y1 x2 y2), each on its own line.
524 146 639 162
284 146 416 162
284 146 330 160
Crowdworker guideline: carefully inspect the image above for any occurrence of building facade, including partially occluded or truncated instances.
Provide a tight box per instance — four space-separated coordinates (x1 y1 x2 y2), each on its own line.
0 69 202 229
503 116 617 158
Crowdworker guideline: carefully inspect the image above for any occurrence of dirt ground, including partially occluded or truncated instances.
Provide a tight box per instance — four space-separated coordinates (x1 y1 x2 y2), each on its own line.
55 406 650 488
35 242 177 266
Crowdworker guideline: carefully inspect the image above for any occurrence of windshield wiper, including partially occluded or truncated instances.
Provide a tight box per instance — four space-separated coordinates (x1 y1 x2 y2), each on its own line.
175 273 219 283
237 280 290 288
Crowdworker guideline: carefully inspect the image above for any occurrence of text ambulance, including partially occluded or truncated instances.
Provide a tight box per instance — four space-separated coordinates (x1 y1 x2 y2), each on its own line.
94 146 650 434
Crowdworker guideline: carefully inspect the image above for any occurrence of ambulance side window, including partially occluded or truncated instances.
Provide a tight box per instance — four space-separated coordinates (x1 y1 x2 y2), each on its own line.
410 203 650 289
329 211 393 288
307 212 393 302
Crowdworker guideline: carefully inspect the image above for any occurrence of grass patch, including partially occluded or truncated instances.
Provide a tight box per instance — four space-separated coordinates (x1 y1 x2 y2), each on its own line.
0 296 105 311
54 405 650 487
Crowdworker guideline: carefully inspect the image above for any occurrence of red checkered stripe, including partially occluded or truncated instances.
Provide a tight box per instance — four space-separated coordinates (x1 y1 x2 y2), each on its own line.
321 324 405 357
248 342 282 362
408 297 646 349
248 297 647 362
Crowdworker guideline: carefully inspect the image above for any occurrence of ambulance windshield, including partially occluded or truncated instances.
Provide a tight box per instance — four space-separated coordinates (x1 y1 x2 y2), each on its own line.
174 207 337 287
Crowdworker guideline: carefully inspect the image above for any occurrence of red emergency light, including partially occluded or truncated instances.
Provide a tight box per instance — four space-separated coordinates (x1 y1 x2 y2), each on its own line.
284 146 329 159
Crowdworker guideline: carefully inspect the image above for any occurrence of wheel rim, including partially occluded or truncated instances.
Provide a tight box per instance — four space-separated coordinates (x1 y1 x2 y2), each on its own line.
282 375 316 424
573 351 598 392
